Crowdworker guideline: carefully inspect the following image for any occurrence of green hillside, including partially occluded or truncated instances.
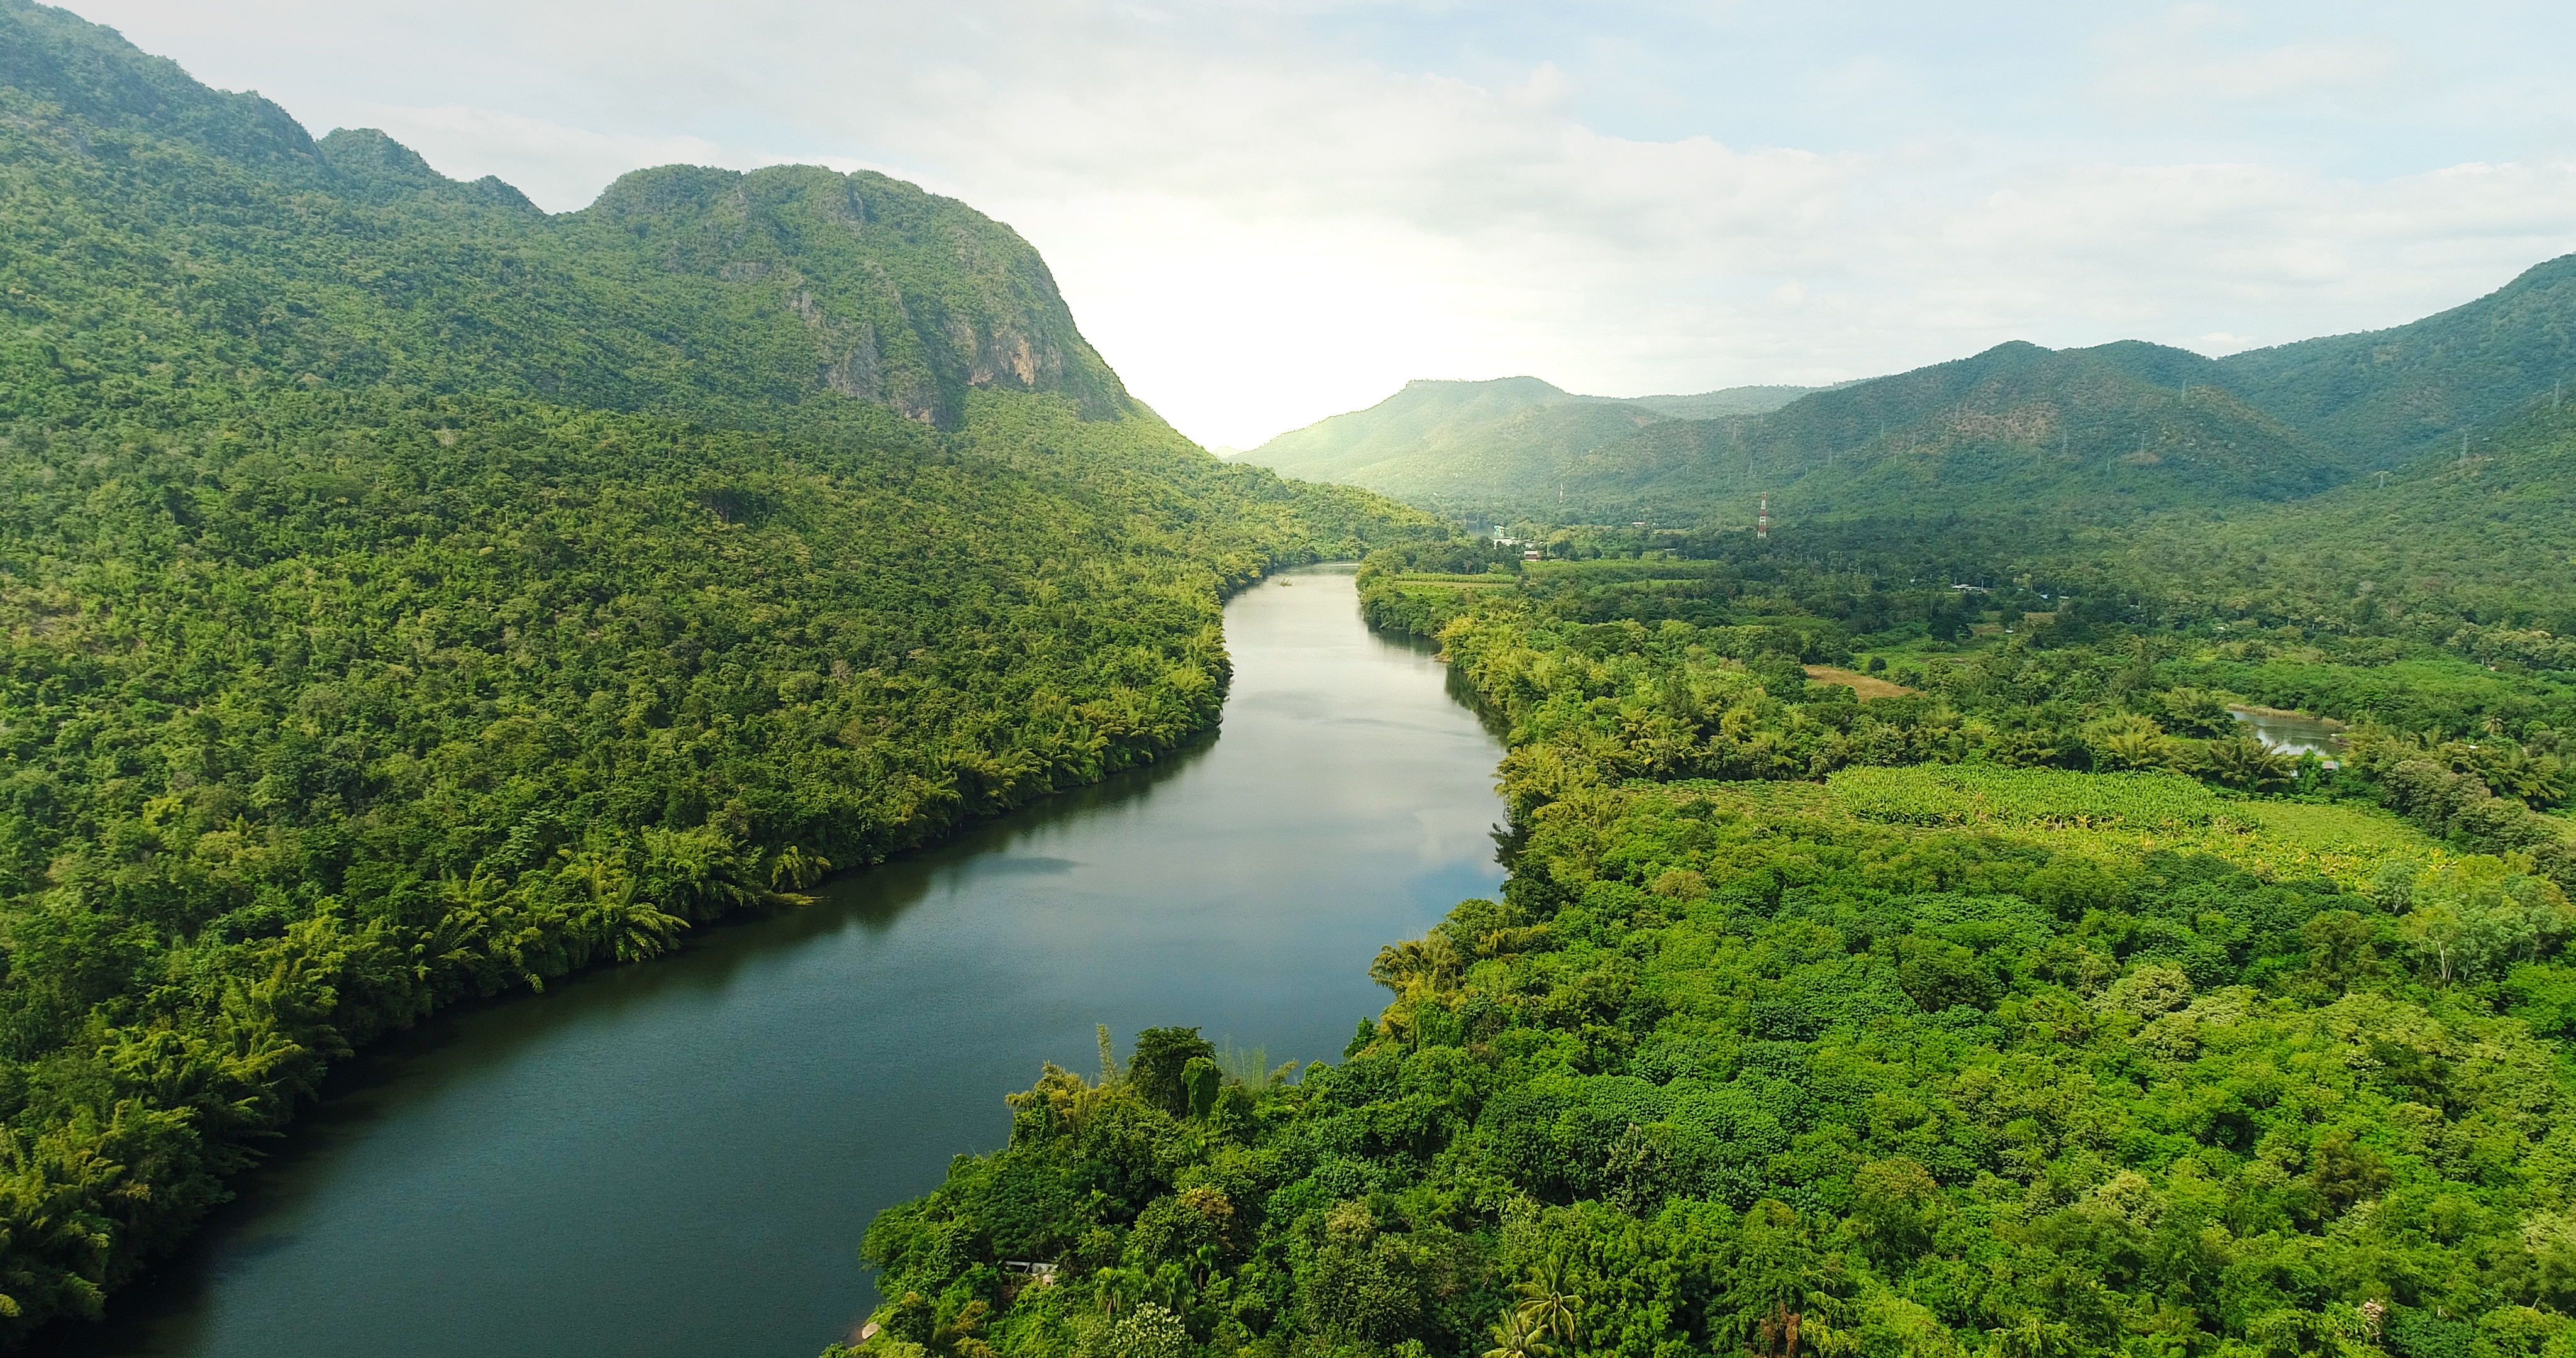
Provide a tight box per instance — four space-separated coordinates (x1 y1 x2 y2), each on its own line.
1237 378 1812 516
0 0 1435 1337
1632 385 1822 419
1251 258 2576 531
2109 395 2576 663
1246 343 2339 526
1581 340 2340 527
0 0 1130 434
1240 377 1625 485
2211 253 2576 468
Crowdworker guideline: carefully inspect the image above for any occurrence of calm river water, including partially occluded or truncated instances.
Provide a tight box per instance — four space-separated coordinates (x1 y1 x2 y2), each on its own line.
44 565 1507 1358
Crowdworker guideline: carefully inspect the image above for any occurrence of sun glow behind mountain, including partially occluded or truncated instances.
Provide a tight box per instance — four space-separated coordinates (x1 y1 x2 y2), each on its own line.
53 1 2576 443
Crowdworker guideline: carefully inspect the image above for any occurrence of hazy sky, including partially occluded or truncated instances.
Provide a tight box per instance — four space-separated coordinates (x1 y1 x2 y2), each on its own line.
63 1 2576 448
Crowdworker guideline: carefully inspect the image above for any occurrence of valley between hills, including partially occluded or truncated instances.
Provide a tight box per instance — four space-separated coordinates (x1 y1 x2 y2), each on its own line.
3 5 2576 1358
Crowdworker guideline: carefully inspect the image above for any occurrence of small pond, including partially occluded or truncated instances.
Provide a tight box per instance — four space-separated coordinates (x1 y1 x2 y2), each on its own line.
2228 705 2347 762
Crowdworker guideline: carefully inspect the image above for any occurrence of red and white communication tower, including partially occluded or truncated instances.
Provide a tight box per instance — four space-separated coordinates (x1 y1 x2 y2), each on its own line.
1757 493 1769 540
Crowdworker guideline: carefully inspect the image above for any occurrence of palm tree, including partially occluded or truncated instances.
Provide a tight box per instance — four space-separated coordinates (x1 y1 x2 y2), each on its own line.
1091 1264 1145 1320
2096 729 2168 771
1370 934 1465 1047
422 868 504 978
2479 744 2567 807
1483 1307 1556 1358
1513 1258 1581 1347
769 843 833 890
2191 734 2296 793
556 851 686 963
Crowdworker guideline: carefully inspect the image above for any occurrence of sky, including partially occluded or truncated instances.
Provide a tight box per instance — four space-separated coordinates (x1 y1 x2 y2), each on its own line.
61 0 2576 449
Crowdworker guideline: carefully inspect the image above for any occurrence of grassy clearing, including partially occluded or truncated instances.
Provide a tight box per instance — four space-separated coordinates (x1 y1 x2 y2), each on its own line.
1648 766 2442 886
1802 664 1913 698
1828 765 2228 829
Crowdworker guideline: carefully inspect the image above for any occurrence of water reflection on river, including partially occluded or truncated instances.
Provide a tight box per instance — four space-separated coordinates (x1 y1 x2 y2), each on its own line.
2227 705 2347 761
45 565 1507 1358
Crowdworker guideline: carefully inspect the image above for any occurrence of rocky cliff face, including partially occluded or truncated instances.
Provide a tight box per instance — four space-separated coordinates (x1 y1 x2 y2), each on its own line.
575 163 1132 428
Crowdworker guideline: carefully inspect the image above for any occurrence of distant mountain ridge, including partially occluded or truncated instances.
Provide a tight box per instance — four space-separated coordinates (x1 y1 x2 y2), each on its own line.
1242 255 2576 526
1240 377 1813 509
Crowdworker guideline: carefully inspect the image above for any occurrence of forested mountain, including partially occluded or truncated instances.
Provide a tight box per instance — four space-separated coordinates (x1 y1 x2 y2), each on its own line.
2108 394 2576 666
2210 253 2576 468
0 0 1436 1339
1238 378 1812 512
1245 257 2576 527
0 0 1128 433
1546 340 2338 526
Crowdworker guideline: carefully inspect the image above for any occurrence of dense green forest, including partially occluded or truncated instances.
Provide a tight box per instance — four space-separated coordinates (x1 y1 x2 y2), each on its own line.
853 526 2576 1358
1235 257 2576 527
13 0 2576 1353
1475 390 2576 688
0 0 1443 1339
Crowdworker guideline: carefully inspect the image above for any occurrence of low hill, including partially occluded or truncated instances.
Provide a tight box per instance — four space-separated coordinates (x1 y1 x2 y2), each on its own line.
2109 394 2576 661
1631 384 1821 419
1251 257 2576 528
1579 340 2339 527
1237 377 1813 512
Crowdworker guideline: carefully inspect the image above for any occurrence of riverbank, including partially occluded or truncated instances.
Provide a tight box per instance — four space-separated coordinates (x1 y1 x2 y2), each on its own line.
43 566 1506 1358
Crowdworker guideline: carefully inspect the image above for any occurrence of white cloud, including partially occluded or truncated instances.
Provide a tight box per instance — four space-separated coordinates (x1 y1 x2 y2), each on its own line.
54 0 2576 448
2092 7 2407 118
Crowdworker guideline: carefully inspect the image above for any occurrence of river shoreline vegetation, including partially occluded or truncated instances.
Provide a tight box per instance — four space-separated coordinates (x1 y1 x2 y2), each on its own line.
851 391 2576 1352
852 546 2576 1358
0 2 1445 1341
11 4 2576 1357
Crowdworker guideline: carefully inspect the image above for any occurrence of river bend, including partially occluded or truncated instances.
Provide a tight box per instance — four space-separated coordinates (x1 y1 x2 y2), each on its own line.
50 565 1507 1358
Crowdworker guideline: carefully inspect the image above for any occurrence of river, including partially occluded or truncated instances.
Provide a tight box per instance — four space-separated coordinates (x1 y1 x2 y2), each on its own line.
2226 705 2347 761
43 565 1507 1358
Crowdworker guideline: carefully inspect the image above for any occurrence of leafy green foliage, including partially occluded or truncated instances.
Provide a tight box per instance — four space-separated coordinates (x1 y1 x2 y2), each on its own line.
1825 766 2226 831
864 787 2576 1358
864 556 2576 1358
0 1 1443 1338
